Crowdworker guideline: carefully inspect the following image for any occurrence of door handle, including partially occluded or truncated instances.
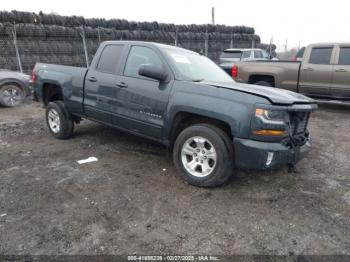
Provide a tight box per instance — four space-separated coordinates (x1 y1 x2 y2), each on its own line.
303 67 314 71
335 69 347 73
116 82 128 88
87 76 97 82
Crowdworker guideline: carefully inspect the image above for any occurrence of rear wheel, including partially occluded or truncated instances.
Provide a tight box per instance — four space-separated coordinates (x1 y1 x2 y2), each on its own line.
46 101 74 139
253 81 272 87
0 84 24 107
173 124 234 187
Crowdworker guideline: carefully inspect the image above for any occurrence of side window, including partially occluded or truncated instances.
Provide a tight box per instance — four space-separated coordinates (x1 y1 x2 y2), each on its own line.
242 51 251 59
296 47 305 58
254 51 263 59
96 45 124 74
338 47 350 65
309 47 333 65
124 46 163 78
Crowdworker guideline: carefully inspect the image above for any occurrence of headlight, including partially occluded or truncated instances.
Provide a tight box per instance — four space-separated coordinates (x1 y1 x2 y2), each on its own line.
251 108 288 137
255 108 286 125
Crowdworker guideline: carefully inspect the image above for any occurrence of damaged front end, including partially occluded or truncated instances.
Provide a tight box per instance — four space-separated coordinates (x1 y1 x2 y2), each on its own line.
233 103 317 170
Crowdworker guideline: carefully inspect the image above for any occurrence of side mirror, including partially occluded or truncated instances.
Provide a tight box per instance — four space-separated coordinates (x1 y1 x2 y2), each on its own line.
138 64 168 82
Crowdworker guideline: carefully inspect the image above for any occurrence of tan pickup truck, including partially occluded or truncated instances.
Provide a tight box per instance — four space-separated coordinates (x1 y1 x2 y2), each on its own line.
225 43 350 101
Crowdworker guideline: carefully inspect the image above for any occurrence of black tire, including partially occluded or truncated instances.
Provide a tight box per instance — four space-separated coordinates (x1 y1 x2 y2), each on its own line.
253 81 272 87
0 84 24 107
173 124 234 187
46 101 74 139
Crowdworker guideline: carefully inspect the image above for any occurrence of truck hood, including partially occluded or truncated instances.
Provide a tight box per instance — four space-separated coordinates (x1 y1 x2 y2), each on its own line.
200 80 315 105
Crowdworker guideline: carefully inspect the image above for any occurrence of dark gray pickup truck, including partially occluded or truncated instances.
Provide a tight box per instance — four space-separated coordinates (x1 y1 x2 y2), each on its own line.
32 41 317 187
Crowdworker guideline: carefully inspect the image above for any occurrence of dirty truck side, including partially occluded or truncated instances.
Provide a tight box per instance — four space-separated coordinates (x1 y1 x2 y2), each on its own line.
32 41 317 187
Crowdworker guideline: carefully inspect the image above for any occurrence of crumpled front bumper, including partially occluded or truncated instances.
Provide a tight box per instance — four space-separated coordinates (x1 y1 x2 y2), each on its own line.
233 137 311 170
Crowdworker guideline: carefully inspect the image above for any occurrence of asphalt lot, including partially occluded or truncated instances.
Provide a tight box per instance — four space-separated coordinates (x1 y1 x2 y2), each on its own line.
0 100 350 255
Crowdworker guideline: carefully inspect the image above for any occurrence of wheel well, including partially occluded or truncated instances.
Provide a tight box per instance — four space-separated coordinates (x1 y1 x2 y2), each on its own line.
170 112 232 147
248 75 275 87
43 83 63 105
1 81 22 90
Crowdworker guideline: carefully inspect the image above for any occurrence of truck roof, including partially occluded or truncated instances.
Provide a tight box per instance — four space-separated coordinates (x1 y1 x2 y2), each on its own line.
101 40 197 54
308 42 350 47
223 48 264 52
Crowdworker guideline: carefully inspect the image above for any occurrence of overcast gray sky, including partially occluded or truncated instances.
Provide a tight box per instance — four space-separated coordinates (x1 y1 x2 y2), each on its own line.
2 0 349 51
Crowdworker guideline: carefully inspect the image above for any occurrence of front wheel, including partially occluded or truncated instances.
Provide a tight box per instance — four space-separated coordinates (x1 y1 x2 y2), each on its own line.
46 101 74 139
173 124 234 187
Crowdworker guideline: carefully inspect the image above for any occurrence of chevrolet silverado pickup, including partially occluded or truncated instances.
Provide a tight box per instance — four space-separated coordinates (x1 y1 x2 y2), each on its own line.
32 41 317 187
223 43 350 101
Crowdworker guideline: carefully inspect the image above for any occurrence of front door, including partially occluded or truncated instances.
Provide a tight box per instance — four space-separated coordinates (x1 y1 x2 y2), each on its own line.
299 46 335 97
331 46 350 99
112 45 173 140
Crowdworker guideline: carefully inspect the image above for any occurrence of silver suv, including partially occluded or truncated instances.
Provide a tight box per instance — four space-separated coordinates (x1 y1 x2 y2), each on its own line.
220 48 270 64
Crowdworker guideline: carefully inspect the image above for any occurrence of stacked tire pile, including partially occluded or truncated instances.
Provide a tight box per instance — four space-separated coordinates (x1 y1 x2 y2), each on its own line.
0 11 275 73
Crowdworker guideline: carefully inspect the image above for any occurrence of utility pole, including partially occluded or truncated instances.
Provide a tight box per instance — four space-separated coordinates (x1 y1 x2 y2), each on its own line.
284 39 288 59
212 7 215 25
80 26 90 67
269 36 273 57
12 23 22 73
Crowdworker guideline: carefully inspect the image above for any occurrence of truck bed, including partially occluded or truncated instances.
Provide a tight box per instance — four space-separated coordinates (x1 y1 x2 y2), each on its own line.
35 63 88 87
234 61 302 92
33 63 88 115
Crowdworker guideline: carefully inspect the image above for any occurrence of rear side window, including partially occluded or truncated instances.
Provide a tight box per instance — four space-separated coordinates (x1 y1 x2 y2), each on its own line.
309 47 333 64
242 51 251 58
124 46 163 78
338 47 350 65
220 51 242 59
97 44 124 74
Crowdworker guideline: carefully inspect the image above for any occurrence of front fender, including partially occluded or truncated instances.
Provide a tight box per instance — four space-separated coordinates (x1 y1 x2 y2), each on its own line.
164 91 255 142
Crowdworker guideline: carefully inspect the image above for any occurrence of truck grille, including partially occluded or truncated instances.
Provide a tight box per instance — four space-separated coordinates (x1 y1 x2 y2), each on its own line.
290 112 310 135
282 111 310 148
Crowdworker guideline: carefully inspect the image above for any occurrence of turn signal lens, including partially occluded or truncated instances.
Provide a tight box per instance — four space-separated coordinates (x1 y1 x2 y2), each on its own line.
252 130 284 136
255 108 265 117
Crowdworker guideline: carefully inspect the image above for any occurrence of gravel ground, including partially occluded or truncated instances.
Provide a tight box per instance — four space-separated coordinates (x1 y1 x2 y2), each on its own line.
0 100 349 255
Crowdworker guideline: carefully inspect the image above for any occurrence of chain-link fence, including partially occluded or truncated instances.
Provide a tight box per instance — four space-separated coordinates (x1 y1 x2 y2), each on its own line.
0 11 276 74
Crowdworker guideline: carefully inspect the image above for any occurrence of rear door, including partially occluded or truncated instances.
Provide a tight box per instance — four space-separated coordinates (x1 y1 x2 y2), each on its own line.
112 44 173 140
331 45 350 99
84 44 125 122
298 46 335 97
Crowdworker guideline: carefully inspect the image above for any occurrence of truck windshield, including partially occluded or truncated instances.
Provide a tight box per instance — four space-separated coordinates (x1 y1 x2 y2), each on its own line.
164 49 234 82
